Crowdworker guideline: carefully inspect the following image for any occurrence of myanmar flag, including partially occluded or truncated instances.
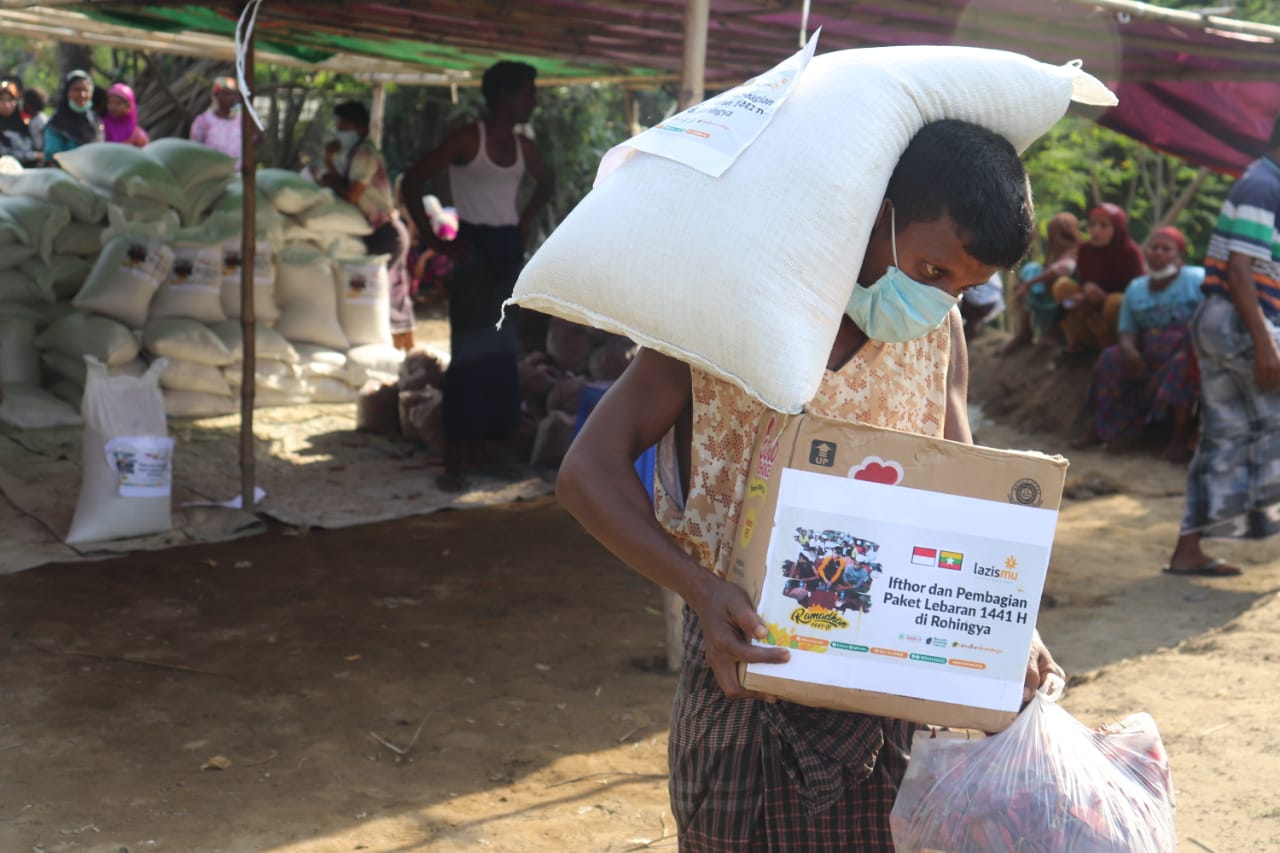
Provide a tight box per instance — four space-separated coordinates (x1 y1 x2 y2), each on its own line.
939 551 964 570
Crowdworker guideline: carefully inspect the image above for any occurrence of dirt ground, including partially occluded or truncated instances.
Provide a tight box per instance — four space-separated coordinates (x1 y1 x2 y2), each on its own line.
1 330 1277 853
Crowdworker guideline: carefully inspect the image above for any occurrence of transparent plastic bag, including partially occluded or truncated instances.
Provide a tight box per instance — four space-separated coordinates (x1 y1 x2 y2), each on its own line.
891 679 1176 852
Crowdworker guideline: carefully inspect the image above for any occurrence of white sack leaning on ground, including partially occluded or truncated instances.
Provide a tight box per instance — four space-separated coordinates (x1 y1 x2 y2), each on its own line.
66 358 174 545
509 44 1117 412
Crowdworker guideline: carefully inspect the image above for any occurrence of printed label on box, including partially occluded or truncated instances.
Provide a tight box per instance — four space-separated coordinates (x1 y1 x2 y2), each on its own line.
748 468 1058 713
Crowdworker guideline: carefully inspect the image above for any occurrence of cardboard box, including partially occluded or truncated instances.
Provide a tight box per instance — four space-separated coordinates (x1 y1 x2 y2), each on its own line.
729 412 1068 732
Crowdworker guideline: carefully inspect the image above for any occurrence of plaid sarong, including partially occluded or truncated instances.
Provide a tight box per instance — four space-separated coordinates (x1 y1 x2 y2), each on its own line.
669 606 915 852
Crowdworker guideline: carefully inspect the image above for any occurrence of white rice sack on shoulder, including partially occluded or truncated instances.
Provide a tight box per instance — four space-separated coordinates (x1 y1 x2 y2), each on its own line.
210 320 298 364
0 169 106 224
36 311 140 367
74 236 175 328
274 245 348 350
148 241 227 325
256 168 332 215
345 343 405 388
0 196 72 262
219 238 279 325
335 255 392 347
0 316 40 387
159 357 234 396
0 384 83 428
163 389 237 419
299 198 374 237
55 143 183 210
54 222 105 257
142 317 234 367
510 45 1114 412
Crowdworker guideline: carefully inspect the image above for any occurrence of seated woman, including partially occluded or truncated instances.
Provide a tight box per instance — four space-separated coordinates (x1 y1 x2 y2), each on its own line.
0 79 41 167
44 70 100 163
1073 226 1204 460
1052 203 1146 353
1001 211 1081 353
102 83 149 148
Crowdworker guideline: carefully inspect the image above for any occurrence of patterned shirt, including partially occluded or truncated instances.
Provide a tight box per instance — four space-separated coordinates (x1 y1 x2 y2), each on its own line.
1202 154 1280 319
190 109 242 168
344 139 394 231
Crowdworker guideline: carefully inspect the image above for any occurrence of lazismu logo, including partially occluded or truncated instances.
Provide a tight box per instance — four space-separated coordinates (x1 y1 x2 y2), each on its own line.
973 556 1020 581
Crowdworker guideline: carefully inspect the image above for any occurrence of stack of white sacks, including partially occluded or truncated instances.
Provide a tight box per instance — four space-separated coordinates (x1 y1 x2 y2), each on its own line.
0 141 405 425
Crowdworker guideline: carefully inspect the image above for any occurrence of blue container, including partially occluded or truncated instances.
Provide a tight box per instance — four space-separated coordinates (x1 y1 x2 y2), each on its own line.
574 380 657 500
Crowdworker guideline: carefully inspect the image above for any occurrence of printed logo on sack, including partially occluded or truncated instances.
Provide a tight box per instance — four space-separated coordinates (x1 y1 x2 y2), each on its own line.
809 440 836 468
172 259 194 280
125 244 149 266
349 273 368 293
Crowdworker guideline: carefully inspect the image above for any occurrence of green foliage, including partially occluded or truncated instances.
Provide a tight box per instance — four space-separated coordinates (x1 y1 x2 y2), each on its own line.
1021 115 1234 262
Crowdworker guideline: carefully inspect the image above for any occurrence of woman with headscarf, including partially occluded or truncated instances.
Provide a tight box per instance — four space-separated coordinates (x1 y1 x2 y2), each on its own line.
1073 226 1203 459
1001 211 1082 353
102 82 148 148
43 70 100 164
1052 203 1146 352
0 78 40 167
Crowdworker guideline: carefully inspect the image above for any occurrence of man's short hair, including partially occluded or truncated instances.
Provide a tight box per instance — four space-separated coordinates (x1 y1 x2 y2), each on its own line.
482 61 537 112
334 100 370 129
886 119 1034 269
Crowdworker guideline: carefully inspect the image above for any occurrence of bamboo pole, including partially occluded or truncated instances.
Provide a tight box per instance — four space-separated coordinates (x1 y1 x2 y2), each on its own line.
369 80 387 149
239 11 258 514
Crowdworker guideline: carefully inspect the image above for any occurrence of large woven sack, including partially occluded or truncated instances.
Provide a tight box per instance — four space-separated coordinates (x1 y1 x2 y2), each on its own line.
65 358 173 545
0 317 40 387
345 343 404 388
144 138 236 190
335 255 392 347
274 245 348 350
54 222 105 256
256 168 331 215
209 182 286 239
219 238 279 325
22 256 94 301
55 143 183 210
74 235 174 328
0 267 53 304
36 311 140 367
0 169 106 224
143 317 234 367
42 351 146 387
299 198 374 237
0 243 37 270
159 357 234 396
292 343 347 379
163 390 237 419
148 241 227 325
0 384 82 428
209 320 298 364
511 46 1114 412
0 196 71 262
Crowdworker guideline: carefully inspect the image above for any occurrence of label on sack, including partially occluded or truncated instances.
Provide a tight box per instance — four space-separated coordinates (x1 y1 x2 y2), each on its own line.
116 242 171 293
104 436 175 498
167 246 222 292
597 30 818 180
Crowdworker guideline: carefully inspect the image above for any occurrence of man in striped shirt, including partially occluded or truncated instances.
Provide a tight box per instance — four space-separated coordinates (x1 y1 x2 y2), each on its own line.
1165 116 1280 576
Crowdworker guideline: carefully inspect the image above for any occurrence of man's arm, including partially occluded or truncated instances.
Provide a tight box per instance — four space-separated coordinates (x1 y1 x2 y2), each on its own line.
943 308 972 444
1225 250 1280 390
401 127 475 250
518 137 554 244
557 349 788 698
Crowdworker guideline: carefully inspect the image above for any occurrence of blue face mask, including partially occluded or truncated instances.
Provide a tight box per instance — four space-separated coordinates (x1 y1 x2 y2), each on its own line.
334 129 361 150
845 207 961 343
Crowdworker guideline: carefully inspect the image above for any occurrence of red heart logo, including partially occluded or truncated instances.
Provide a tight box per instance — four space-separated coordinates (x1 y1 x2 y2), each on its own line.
849 457 903 486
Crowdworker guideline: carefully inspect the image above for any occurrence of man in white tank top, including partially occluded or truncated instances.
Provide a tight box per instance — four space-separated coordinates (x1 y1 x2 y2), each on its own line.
401 62 555 491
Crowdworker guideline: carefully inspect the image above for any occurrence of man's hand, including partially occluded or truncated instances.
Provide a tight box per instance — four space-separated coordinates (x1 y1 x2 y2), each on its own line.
1254 336 1280 391
689 576 789 701
1023 631 1065 705
325 139 341 157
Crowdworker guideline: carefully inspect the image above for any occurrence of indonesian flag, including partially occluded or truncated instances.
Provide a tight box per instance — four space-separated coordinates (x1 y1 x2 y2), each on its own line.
911 546 937 566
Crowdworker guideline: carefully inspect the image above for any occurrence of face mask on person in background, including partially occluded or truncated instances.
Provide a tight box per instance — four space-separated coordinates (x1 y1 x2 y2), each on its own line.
845 207 961 343
1148 264 1179 280
334 129 360 151
68 100 91 115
